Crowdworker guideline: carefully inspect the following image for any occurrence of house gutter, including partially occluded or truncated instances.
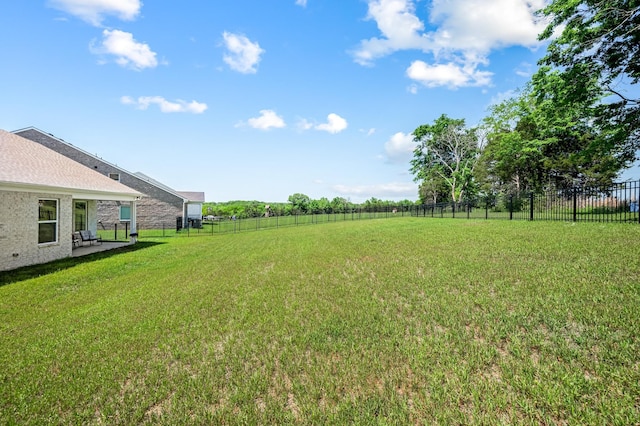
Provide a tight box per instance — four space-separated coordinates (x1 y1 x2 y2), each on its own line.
0 181 141 201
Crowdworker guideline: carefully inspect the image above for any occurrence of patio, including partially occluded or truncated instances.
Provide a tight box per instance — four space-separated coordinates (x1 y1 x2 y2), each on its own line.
72 241 133 257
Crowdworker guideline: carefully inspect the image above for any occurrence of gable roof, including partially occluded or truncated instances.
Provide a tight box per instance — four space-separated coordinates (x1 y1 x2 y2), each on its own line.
177 191 205 203
13 127 204 203
132 172 194 201
0 129 141 201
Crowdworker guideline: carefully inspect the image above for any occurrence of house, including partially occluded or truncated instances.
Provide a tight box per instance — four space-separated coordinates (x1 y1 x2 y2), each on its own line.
0 130 141 271
13 127 205 231
178 191 206 227
131 172 205 229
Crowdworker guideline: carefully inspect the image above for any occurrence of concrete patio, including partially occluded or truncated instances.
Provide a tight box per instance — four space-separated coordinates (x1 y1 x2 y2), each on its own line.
72 241 133 257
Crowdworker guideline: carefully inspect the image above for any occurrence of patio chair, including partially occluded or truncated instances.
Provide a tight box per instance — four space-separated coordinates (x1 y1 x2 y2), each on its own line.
79 230 102 245
72 232 81 248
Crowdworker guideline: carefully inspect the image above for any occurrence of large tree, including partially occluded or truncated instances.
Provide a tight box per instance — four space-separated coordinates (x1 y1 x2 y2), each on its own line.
537 0 640 165
478 78 627 190
480 92 546 192
481 79 623 191
410 115 482 203
534 67 624 187
417 175 450 204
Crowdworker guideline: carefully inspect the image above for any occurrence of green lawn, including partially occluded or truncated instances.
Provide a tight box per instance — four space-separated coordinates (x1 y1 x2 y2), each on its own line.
2 219 639 424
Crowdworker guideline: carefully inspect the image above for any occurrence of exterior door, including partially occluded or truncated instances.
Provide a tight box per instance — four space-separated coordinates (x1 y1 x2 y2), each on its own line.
74 201 87 231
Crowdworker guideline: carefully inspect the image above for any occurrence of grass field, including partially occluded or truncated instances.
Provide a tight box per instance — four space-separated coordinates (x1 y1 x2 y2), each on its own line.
2 219 639 424
98 207 640 241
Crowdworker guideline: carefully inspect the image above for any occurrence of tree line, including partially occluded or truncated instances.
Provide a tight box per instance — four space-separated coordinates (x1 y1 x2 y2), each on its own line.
410 0 639 204
203 195 417 219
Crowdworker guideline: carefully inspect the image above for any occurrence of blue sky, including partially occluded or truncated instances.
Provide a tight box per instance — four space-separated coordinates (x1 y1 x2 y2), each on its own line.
5 0 626 203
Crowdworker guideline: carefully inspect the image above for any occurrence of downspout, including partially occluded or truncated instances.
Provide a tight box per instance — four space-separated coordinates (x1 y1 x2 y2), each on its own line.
129 199 138 243
183 200 188 229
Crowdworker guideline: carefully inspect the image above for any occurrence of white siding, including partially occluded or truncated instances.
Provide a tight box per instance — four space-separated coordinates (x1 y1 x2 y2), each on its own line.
187 203 202 219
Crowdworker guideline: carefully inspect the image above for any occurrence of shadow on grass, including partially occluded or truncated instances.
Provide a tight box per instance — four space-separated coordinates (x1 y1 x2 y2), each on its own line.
0 241 164 286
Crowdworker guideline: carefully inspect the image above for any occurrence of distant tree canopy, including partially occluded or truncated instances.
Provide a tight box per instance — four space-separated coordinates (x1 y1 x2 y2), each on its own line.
287 193 311 214
202 196 417 218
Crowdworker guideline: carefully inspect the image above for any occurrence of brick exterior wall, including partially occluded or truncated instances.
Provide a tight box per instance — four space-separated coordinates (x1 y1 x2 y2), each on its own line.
15 129 186 230
97 199 182 231
0 191 73 271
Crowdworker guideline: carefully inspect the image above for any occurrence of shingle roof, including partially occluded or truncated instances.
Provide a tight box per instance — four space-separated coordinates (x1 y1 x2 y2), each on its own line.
177 191 205 202
0 129 141 200
133 172 187 199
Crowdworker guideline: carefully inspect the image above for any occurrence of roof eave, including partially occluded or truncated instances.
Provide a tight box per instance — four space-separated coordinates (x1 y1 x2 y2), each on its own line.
0 181 142 202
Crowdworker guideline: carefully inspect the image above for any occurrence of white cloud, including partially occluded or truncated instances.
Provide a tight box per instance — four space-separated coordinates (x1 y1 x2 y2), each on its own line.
406 60 492 88
222 32 264 74
295 0 307 6
515 62 535 78
315 113 348 134
384 132 416 163
93 29 158 70
332 182 418 199
49 0 142 26
297 118 314 131
121 96 207 114
428 0 547 52
353 0 548 88
244 109 286 130
352 0 430 66
488 90 517 107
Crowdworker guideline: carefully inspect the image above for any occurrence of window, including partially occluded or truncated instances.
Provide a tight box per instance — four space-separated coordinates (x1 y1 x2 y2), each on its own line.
109 173 120 181
38 199 58 244
119 204 131 222
74 201 87 232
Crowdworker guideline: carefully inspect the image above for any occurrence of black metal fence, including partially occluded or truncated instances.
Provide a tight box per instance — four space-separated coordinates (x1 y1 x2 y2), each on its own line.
100 208 417 240
98 180 640 240
413 180 640 223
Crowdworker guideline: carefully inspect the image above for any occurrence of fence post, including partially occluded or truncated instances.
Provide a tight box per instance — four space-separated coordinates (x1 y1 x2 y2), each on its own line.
637 181 640 224
529 192 534 221
573 188 578 222
509 195 513 220
114 223 118 240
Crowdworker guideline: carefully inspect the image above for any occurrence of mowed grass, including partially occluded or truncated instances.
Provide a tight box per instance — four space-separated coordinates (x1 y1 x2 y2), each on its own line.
1 219 639 425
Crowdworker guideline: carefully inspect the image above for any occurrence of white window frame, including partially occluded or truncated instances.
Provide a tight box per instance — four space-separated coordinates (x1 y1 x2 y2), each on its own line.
38 198 58 245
